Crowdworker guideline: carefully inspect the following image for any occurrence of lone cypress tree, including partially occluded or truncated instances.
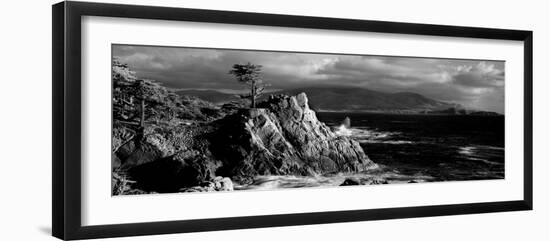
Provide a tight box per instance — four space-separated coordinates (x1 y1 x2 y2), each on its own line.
229 62 267 109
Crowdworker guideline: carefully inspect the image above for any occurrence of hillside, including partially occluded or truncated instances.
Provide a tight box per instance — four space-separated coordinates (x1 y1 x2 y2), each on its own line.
275 87 459 112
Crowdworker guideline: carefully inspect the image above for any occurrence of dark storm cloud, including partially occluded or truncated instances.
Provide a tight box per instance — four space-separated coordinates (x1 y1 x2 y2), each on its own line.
113 45 505 113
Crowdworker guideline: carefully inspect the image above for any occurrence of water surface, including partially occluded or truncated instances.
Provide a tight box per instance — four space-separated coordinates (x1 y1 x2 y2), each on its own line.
239 112 505 190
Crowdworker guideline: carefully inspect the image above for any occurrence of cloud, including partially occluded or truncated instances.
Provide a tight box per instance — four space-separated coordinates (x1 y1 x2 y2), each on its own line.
113 45 505 113
452 62 505 88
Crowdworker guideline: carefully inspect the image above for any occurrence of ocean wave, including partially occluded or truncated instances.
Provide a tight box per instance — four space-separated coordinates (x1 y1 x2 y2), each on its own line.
235 170 435 190
333 125 412 144
457 146 504 165
458 146 476 156
358 140 414 144
334 125 353 136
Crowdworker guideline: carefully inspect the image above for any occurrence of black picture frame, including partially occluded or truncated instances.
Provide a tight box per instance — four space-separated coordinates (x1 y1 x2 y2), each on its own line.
52 1 533 240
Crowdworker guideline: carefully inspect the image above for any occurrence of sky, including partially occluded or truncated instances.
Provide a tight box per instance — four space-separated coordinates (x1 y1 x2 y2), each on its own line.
113 45 505 113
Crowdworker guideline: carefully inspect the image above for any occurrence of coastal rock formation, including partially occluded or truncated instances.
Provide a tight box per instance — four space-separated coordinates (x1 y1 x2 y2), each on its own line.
112 92 376 193
340 177 361 186
211 93 377 181
342 117 351 128
113 121 222 193
180 177 234 192
339 177 389 186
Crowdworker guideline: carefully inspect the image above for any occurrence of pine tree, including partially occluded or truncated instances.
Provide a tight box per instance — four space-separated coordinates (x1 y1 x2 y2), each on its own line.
229 63 267 109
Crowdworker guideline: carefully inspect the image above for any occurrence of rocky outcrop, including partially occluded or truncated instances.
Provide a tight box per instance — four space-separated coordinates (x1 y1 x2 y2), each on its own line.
342 117 351 128
180 176 234 192
112 121 222 192
210 93 376 181
340 177 361 186
339 177 388 186
112 92 376 193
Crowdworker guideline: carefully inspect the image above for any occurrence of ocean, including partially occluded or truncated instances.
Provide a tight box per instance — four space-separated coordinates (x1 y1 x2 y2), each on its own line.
317 112 505 182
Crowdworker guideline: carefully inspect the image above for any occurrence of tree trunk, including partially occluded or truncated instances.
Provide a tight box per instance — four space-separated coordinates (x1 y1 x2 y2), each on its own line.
251 82 256 108
140 99 145 127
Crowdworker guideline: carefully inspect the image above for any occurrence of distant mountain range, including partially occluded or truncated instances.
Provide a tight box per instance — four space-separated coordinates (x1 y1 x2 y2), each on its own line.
176 87 500 115
273 87 460 113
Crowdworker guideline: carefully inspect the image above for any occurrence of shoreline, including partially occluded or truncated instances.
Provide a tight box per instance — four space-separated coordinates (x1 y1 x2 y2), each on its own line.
316 110 504 116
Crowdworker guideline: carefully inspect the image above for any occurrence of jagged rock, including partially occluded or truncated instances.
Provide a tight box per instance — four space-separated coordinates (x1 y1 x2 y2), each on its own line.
113 122 221 192
127 153 220 193
115 123 202 169
339 177 388 186
340 177 361 186
366 179 389 185
179 176 234 192
342 117 351 128
213 177 234 191
211 93 377 180
262 93 374 173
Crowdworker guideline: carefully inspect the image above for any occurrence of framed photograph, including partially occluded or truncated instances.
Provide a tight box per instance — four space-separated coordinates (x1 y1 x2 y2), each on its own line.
52 1 533 240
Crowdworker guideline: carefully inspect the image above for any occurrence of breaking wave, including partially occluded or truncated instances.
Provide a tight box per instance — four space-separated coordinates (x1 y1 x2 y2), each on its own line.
234 168 435 191
334 125 413 145
457 145 504 166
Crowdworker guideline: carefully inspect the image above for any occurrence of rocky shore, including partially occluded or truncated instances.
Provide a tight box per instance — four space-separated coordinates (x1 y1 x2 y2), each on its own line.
111 61 377 195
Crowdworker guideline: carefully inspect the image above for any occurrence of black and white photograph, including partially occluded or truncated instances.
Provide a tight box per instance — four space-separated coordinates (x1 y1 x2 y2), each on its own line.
111 44 505 195
1 0 545 240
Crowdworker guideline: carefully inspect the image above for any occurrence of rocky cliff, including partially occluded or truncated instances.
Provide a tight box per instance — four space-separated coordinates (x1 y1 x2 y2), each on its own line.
113 92 376 193
210 93 376 182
